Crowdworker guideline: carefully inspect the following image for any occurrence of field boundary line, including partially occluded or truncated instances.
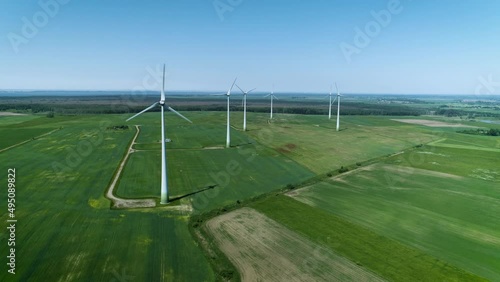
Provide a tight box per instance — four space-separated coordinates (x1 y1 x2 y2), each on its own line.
0 128 60 154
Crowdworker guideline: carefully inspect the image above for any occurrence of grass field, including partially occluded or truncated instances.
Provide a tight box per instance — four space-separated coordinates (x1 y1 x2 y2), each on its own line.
288 144 500 280
134 111 250 149
251 195 485 281
0 115 214 281
2 110 499 281
0 114 40 126
244 114 439 174
0 128 55 150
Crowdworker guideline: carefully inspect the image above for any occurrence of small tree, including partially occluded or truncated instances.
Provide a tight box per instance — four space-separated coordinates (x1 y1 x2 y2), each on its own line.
46 111 54 118
339 166 349 173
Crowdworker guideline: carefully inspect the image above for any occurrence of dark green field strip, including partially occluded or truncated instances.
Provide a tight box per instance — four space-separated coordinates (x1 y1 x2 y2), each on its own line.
134 120 251 149
115 150 161 198
0 128 55 150
251 195 486 282
133 143 161 150
3 115 84 128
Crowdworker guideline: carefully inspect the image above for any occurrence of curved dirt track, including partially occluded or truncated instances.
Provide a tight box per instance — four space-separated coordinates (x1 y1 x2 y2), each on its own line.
105 125 156 209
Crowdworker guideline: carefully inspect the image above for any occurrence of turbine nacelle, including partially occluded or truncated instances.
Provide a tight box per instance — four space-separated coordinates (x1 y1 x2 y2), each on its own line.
236 84 256 96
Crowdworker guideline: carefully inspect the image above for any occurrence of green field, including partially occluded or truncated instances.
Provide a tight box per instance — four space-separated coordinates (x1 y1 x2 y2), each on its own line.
245 114 439 174
287 145 500 280
0 128 55 150
251 195 485 282
0 115 214 281
116 112 315 212
0 114 40 126
1 110 499 281
0 115 78 150
134 111 250 149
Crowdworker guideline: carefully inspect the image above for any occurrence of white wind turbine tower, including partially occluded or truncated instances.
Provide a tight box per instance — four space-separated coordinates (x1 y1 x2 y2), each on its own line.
213 78 237 148
235 84 256 131
327 85 334 120
265 85 278 119
335 83 342 131
126 64 192 204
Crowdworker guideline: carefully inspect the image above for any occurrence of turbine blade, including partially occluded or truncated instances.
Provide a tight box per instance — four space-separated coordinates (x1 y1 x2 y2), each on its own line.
126 102 159 121
331 96 338 105
264 94 271 98
247 88 257 94
161 64 166 102
167 106 193 123
335 82 340 96
273 95 279 100
227 77 237 95
235 84 245 94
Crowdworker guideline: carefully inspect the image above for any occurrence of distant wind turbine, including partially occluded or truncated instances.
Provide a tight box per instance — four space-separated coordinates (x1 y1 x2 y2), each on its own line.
236 84 256 131
213 78 237 148
335 83 342 131
326 85 334 120
126 64 192 204
264 85 278 119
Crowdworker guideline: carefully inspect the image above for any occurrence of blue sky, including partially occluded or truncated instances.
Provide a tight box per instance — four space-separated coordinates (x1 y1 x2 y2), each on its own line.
1 0 499 94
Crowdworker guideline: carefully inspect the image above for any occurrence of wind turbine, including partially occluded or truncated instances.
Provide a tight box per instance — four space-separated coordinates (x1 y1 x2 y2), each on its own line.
327 85 334 120
265 85 278 119
213 78 237 148
335 83 342 131
235 84 256 131
126 64 192 204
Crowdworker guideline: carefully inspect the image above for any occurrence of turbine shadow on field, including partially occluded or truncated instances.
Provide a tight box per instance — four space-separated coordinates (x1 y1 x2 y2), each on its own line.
320 125 348 131
169 185 218 202
231 141 254 148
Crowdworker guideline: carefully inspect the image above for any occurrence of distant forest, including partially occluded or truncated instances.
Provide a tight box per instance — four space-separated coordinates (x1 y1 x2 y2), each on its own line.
0 95 499 117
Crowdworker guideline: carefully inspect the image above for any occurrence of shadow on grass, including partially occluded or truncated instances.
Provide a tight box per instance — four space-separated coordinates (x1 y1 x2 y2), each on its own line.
231 141 254 148
169 185 218 203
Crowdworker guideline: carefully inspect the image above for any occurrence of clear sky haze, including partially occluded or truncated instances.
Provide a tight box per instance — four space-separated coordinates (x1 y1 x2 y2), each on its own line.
1 0 500 94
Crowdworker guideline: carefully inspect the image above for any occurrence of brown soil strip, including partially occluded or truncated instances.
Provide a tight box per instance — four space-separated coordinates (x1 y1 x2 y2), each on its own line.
206 207 384 282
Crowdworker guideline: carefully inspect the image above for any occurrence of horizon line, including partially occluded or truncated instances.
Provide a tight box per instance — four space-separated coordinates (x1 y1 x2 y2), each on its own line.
0 89 497 96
